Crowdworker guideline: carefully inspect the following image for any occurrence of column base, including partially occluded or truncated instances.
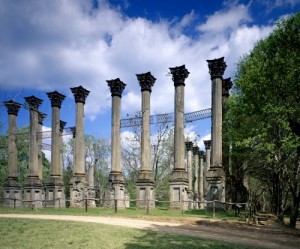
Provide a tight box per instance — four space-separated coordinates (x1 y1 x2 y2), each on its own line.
44 176 66 208
104 171 128 208
186 190 194 209
23 176 43 208
87 186 96 208
70 176 87 208
109 171 124 185
136 183 155 208
206 164 226 210
3 177 22 208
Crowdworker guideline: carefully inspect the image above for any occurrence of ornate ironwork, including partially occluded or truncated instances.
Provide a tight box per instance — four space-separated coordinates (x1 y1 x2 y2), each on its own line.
120 108 212 128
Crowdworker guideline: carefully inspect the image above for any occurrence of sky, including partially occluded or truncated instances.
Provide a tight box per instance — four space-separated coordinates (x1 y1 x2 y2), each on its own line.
0 0 299 153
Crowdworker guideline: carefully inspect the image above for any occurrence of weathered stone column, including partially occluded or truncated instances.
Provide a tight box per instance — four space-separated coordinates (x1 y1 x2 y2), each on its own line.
24 96 43 208
106 78 126 208
198 150 205 209
222 77 233 203
185 141 193 207
87 159 96 208
203 140 211 197
38 112 47 180
193 146 199 209
59 120 66 178
70 86 90 207
206 57 227 203
45 91 66 208
3 100 22 207
136 72 156 208
169 65 189 210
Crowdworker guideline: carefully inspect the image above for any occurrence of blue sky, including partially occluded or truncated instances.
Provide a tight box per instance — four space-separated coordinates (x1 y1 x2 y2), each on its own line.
0 0 299 152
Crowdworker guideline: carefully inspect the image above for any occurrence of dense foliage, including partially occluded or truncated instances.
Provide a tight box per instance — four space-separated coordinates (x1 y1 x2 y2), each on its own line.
226 13 300 227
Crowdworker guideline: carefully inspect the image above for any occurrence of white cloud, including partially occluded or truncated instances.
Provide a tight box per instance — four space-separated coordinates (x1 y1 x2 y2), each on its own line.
0 0 278 127
197 4 252 33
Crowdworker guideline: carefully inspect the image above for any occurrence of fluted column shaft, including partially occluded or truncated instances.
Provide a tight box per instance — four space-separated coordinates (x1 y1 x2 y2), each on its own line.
4 101 21 178
185 141 193 192
71 86 90 176
170 65 189 172
111 95 121 172
193 146 199 195
174 84 185 170
25 96 43 178
207 58 226 167
198 151 204 201
107 79 126 176
38 112 46 180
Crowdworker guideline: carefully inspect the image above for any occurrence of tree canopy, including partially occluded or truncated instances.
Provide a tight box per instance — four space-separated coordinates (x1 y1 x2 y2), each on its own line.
226 12 300 227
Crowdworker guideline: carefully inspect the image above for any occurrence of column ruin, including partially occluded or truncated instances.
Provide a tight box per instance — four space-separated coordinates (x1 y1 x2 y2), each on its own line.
203 140 211 197
185 141 193 208
70 86 90 207
24 96 43 208
136 72 156 208
198 150 205 209
106 78 127 208
3 100 22 207
222 78 233 203
169 65 189 209
193 146 199 209
38 112 47 181
206 57 227 203
45 91 66 208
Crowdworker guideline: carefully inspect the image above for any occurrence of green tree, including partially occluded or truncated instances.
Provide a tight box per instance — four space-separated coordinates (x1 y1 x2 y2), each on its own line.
226 13 300 227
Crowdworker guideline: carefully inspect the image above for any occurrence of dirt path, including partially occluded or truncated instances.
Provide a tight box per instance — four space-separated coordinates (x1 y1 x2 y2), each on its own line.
0 214 299 249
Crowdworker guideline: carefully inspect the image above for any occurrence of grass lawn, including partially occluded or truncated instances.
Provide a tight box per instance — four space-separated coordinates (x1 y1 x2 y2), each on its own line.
0 218 256 249
0 205 245 222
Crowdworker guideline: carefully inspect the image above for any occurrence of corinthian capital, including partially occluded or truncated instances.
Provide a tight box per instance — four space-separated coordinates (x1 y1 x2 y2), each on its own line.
207 57 227 79
169 65 189 86
136 72 156 92
107 78 126 97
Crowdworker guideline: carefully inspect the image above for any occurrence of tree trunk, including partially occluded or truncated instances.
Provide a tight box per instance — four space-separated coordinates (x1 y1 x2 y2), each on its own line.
289 195 300 228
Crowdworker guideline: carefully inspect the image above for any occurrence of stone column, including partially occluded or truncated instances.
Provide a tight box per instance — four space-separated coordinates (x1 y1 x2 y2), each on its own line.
185 141 193 207
87 159 96 208
169 65 189 210
222 77 233 203
3 100 22 207
206 57 227 203
38 112 47 180
136 72 156 208
106 78 126 208
24 96 43 208
193 146 199 209
203 140 211 197
45 91 66 208
198 150 205 209
70 86 90 207
59 120 66 178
